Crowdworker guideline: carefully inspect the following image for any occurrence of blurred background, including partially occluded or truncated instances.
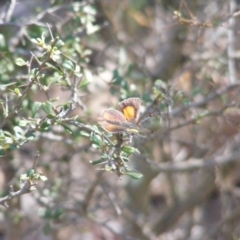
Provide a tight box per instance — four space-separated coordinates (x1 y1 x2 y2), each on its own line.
1 0 240 239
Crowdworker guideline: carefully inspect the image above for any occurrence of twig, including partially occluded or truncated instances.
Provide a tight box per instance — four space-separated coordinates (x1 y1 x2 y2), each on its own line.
81 172 104 214
205 205 240 238
0 180 33 208
146 148 240 173
152 169 215 235
4 0 16 22
169 83 240 117
0 36 60 129
228 0 237 83
0 152 40 207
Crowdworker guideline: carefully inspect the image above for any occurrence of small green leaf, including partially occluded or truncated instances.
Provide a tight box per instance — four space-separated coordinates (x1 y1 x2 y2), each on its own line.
40 175 48 181
15 58 26 66
90 133 102 147
79 78 90 88
31 38 38 44
124 169 143 179
43 209 52 219
9 144 16 150
32 102 42 117
14 88 22 96
122 146 140 154
43 222 51 235
47 113 56 119
52 208 64 219
27 169 35 177
90 158 107 166
40 120 51 130
41 101 53 115
18 120 30 127
74 72 83 78
45 62 61 73
63 60 74 71
83 69 93 83
0 149 5 156
19 174 28 181
56 39 64 47
26 133 35 141
14 126 25 138
79 131 90 137
121 156 129 162
61 125 73 135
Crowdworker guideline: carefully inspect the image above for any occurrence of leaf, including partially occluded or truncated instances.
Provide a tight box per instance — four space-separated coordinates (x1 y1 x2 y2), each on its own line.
14 88 22 96
40 175 48 181
31 38 39 44
79 131 90 137
52 208 64 219
32 102 42 117
121 156 129 162
79 78 90 88
26 133 35 141
14 126 25 138
43 222 51 235
90 133 103 147
40 120 51 130
90 158 107 166
124 169 143 179
122 146 140 154
56 39 64 47
0 149 5 157
45 62 61 72
63 60 74 71
27 169 35 177
61 125 73 135
19 174 28 181
41 101 53 115
83 69 93 84
15 58 26 66
18 120 30 127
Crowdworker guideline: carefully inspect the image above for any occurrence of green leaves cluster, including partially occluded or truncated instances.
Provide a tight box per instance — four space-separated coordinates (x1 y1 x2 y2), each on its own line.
90 131 143 179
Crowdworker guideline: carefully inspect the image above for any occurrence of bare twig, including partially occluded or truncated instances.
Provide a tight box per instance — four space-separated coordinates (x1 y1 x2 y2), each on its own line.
205 205 240 239
228 0 237 83
146 148 240 173
152 169 215 235
4 0 16 22
170 83 240 117
0 180 33 208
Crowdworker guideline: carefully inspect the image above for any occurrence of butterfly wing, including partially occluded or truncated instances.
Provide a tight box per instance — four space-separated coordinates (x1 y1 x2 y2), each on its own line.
98 109 127 133
119 98 141 123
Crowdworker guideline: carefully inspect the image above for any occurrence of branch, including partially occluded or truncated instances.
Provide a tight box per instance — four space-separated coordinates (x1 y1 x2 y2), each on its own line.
228 0 237 83
152 169 215 235
0 180 33 208
0 152 40 207
205 205 240 238
146 148 240 173
4 0 16 22
170 83 240 117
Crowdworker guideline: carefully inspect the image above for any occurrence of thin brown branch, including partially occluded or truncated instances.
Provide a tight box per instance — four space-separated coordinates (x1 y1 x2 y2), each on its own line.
205 205 240 239
152 169 215 235
170 83 240 117
0 180 33 207
0 152 40 207
228 0 237 83
146 148 240 173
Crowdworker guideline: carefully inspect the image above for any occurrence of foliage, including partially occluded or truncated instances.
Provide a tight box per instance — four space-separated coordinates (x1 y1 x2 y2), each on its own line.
0 0 240 240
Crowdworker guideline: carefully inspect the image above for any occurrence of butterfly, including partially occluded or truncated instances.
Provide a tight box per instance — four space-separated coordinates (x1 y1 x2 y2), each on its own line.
98 98 141 134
